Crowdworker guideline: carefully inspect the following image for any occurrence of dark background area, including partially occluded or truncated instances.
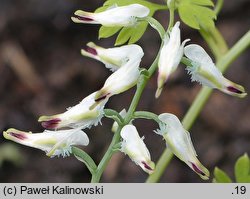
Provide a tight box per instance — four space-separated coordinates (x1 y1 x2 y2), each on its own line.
0 0 249 182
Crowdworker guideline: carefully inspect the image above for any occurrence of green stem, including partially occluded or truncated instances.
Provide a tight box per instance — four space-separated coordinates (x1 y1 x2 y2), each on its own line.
91 126 122 183
215 0 224 16
72 147 97 175
103 108 124 125
133 111 162 123
199 27 228 60
145 17 165 39
217 30 250 72
166 0 175 31
90 17 166 183
146 30 250 183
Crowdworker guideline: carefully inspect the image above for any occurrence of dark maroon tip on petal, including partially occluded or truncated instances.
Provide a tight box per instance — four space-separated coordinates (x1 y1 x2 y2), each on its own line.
9 132 27 140
142 161 153 171
41 118 61 129
95 93 110 102
74 15 93 22
191 162 206 176
86 46 97 56
227 86 243 94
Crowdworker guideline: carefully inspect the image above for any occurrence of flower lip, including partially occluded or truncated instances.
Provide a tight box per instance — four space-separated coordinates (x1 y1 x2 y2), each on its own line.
40 118 61 130
142 161 153 171
227 86 244 94
85 46 98 56
8 131 27 140
72 14 93 22
94 92 110 102
190 162 206 177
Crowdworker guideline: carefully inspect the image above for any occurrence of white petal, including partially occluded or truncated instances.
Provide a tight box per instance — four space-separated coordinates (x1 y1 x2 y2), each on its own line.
184 44 214 67
81 43 143 72
39 91 108 129
95 47 143 100
120 125 154 173
72 4 150 27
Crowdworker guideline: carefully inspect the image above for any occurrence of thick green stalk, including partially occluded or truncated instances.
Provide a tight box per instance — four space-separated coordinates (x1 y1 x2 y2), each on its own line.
146 30 250 183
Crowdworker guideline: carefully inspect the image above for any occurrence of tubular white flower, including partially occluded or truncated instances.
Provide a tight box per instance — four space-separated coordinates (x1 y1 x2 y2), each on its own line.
81 42 143 72
156 22 190 98
71 4 150 27
156 113 209 180
3 128 89 157
184 44 247 98
120 125 155 174
38 91 108 130
94 46 144 101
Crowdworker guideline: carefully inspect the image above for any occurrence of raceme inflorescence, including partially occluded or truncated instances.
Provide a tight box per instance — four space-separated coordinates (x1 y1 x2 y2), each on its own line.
3 1 248 182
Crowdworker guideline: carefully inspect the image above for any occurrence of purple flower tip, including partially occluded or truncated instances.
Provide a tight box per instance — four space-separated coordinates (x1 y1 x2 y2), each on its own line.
95 93 110 102
227 86 243 94
86 46 97 56
191 162 206 176
41 118 61 129
73 15 93 22
9 132 27 140
142 161 153 171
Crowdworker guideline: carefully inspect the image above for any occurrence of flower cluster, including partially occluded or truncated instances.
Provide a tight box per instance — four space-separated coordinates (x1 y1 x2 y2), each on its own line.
2 3 247 181
4 4 147 159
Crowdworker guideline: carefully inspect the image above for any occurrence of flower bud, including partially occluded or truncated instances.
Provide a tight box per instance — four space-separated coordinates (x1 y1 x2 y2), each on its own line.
156 22 189 98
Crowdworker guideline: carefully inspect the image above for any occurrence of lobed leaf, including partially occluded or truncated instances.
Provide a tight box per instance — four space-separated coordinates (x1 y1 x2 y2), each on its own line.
234 153 250 183
213 167 232 183
178 0 216 30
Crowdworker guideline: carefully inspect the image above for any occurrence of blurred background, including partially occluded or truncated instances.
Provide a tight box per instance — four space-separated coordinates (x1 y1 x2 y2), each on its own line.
0 0 249 182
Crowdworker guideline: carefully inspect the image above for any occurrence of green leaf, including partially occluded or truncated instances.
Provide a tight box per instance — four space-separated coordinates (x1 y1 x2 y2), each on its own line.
234 153 250 183
96 0 167 45
178 0 216 30
99 26 122 39
189 0 214 6
213 167 232 183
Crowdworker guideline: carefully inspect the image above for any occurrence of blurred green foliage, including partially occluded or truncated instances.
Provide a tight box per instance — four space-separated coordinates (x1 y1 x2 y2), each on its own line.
213 153 250 183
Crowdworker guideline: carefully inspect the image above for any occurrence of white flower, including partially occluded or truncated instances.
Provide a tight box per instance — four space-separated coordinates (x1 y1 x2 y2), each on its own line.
71 4 150 27
156 113 209 180
94 46 144 101
3 128 89 157
38 91 108 130
184 44 247 98
156 22 189 98
120 125 155 174
81 42 143 72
